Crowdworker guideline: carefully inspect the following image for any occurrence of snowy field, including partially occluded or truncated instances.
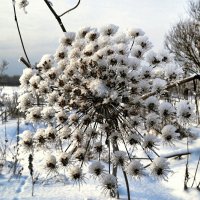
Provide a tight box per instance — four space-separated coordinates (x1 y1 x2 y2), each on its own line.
0 119 199 200
0 87 200 200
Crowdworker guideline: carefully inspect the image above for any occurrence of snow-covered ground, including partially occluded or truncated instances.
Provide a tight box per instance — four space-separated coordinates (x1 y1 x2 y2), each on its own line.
0 119 199 200
0 86 199 200
0 86 19 97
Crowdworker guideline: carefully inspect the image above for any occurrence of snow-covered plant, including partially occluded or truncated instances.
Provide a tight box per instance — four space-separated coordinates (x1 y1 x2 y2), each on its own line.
15 0 29 13
18 25 196 199
150 157 171 180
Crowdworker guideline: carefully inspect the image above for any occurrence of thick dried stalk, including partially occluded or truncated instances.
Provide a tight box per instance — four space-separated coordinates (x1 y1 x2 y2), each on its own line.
142 74 200 100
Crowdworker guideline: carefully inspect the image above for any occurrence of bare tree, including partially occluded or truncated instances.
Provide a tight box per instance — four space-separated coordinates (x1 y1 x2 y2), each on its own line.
165 0 200 73
0 60 9 78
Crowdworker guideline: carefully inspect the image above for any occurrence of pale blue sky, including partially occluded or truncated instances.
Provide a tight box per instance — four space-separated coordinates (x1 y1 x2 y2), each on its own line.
0 0 192 75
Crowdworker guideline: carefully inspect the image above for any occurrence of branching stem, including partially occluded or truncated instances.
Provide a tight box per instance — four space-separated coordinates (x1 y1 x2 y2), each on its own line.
59 0 81 17
43 0 66 32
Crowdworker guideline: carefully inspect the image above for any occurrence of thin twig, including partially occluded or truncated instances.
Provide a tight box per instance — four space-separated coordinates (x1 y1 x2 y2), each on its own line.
43 0 66 32
12 0 30 64
59 0 81 17
184 136 190 190
191 155 200 188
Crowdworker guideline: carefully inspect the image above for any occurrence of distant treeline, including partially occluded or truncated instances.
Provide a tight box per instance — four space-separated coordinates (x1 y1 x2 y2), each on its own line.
0 75 20 86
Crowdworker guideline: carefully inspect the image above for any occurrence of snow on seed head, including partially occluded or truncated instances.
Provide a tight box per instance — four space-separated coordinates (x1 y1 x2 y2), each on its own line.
19 130 33 150
145 96 159 112
152 78 167 93
143 134 159 150
60 32 76 46
26 107 42 123
45 154 57 173
37 54 54 72
128 28 145 38
150 157 171 180
145 50 160 65
161 125 179 144
89 161 105 177
59 152 71 167
111 151 128 167
177 100 194 123
100 24 119 36
101 174 117 194
68 166 85 184
19 68 33 87
16 0 29 13
125 160 145 178
158 49 173 63
146 113 161 129
164 64 183 80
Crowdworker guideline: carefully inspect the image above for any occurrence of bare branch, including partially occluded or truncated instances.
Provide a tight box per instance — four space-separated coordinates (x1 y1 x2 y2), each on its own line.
59 0 81 17
165 1 200 73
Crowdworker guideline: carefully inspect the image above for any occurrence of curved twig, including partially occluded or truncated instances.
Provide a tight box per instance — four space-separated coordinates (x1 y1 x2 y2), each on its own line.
59 0 81 17
12 0 30 64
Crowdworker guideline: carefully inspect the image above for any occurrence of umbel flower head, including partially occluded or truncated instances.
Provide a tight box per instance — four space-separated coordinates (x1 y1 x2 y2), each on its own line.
101 174 118 195
18 24 195 195
89 161 105 177
150 157 171 180
125 160 145 179
44 154 58 174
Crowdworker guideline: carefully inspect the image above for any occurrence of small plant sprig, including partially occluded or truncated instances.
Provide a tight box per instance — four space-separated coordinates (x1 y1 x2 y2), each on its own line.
28 153 34 196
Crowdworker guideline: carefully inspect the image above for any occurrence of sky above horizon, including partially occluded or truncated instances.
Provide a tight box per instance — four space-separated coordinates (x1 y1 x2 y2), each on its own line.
0 0 192 75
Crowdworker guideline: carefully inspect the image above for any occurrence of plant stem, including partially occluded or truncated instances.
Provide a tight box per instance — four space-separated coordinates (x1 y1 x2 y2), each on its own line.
59 0 81 17
43 0 66 32
12 0 30 64
122 168 131 200
184 136 190 190
191 155 200 188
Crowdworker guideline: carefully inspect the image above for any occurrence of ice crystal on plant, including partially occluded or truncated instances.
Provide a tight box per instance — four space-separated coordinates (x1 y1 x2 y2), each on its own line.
17 24 195 197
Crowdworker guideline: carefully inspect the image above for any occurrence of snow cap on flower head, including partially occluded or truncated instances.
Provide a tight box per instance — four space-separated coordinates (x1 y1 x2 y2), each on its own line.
125 160 145 178
150 157 171 180
16 0 29 13
89 161 105 177
101 174 117 194
68 165 85 184
128 28 145 38
177 100 194 122
161 124 179 144
100 24 119 36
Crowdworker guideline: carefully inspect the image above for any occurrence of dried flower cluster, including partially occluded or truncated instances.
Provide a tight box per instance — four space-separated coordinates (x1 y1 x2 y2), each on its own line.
15 0 29 13
18 24 194 195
